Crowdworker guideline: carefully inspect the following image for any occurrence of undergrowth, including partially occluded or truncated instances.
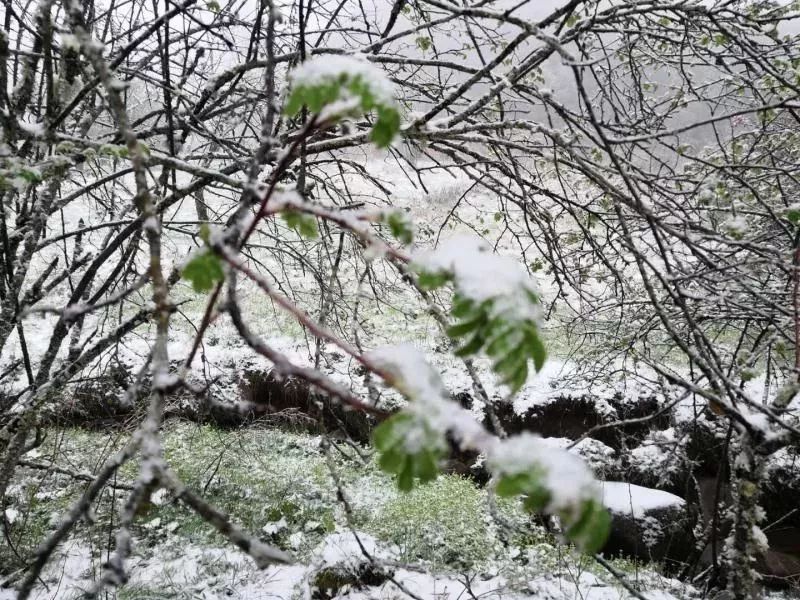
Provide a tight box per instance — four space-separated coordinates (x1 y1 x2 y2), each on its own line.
4 422 658 596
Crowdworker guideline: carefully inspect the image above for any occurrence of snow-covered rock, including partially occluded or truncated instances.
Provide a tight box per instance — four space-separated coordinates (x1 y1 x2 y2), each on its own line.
600 482 695 568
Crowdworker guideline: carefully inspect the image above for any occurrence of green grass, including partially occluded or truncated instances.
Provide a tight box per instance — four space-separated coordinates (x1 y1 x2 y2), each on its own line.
367 475 489 567
117 585 174 600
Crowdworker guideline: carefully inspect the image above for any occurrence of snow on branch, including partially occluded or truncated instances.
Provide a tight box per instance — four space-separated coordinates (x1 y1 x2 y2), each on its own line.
368 343 610 553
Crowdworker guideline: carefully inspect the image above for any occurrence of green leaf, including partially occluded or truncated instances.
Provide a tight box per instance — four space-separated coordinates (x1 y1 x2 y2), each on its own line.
485 327 523 358
398 458 415 491
386 210 414 245
492 350 525 378
417 270 450 290
527 329 547 372
522 485 551 513
373 413 411 452
286 60 401 148
372 412 444 491
283 210 319 239
564 500 611 554
415 450 439 482
378 448 404 473
446 314 486 339
450 295 477 319
18 168 42 184
182 251 224 293
454 332 486 357
497 471 551 511
415 36 431 51
507 362 529 394
495 473 529 497
371 106 401 148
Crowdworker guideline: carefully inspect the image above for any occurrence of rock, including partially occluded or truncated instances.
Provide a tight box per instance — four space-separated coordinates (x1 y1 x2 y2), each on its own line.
441 448 488 485
599 481 696 569
607 394 673 444
678 418 729 477
624 428 693 497
759 547 800 588
539 437 622 480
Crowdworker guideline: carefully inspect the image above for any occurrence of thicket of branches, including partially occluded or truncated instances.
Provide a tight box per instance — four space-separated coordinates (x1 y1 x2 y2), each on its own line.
1 0 800 598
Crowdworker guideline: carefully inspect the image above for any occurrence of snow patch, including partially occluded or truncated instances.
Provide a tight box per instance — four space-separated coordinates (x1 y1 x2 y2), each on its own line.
600 482 684 519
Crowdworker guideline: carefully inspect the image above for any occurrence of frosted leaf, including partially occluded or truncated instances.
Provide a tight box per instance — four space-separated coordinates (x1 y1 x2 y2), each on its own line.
367 343 447 402
367 343 485 445
286 55 400 147
721 215 749 238
413 235 542 323
413 236 546 392
488 432 599 513
288 55 395 106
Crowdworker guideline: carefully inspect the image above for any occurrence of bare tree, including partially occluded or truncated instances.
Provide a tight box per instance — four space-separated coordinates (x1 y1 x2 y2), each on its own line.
1 0 799 598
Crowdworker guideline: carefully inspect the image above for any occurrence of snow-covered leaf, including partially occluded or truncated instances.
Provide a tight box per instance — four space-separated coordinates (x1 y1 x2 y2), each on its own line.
285 55 401 148
182 251 224 293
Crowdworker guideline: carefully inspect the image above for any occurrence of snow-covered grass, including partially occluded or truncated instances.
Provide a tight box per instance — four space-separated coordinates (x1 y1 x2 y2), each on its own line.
369 476 489 567
2 423 699 600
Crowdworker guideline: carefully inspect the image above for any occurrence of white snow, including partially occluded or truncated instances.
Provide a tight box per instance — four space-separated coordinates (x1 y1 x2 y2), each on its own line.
18 120 45 136
600 482 685 519
413 235 542 324
367 343 447 403
365 343 486 448
289 55 395 105
540 436 618 473
489 432 600 512
721 215 749 236
311 530 392 571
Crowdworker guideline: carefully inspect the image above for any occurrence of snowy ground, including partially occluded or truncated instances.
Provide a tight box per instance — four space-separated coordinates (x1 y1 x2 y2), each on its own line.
2 424 701 600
